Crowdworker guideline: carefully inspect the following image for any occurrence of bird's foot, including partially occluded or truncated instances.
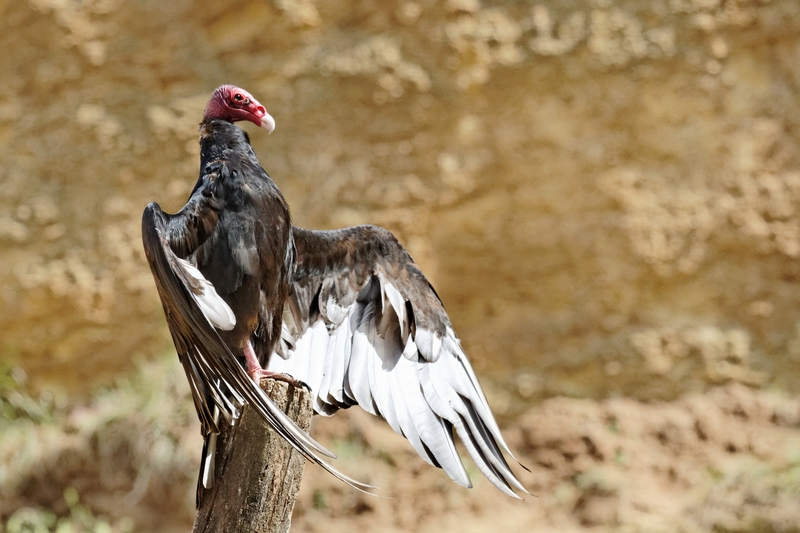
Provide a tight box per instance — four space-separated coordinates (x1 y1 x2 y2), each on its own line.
243 340 310 391
248 368 310 392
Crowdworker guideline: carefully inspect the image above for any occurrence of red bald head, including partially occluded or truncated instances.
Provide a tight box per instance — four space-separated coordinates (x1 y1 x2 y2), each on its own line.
203 85 275 133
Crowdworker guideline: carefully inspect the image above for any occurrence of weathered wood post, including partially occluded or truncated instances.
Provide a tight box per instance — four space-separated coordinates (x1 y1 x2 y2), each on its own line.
193 379 312 533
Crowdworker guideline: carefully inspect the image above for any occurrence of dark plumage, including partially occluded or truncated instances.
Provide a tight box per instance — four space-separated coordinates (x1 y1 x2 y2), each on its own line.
142 85 527 506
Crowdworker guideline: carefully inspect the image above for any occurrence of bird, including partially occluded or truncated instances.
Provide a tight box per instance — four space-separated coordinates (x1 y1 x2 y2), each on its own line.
141 84 527 506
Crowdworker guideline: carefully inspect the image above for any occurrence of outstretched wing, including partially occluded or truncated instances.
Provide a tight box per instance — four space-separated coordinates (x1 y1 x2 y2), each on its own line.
269 225 528 498
141 202 373 504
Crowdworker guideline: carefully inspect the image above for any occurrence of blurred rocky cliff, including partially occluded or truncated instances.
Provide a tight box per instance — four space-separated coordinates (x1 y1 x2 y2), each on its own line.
1 0 799 409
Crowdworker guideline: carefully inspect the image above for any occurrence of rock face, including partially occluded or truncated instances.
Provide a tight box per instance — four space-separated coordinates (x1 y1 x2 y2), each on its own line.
1 0 799 401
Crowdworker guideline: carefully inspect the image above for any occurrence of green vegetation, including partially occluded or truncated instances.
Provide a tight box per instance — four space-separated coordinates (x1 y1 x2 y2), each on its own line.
4 487 133 533
0 358 197 532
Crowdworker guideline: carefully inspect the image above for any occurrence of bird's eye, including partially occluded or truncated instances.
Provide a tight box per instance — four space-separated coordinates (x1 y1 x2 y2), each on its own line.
233 94 243 101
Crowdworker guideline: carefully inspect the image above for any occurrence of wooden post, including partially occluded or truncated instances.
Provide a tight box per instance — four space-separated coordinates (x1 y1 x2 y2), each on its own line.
193 379 312 533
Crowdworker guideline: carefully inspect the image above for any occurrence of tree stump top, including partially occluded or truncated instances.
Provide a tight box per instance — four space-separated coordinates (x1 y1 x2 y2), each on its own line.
193 379 312 533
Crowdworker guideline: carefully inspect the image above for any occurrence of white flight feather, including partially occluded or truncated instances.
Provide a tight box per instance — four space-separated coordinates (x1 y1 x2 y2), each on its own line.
416 365 472 486
264 272 526 497
414 328 434 361
386 357 422 455
202 406 221 488
430 361 522 496
421 364 518 498
398 359 470 483
325 295 349 326
318 324 338 406
383 280 408 341
376 270 387 314
306 321 328 411
328 312 353 405
347 304 377 414
403 336 418 360
202 433 217 488
430 334 443 362
177 258 236 330
343 300 368 404
369 318 402 435
440 347 516 459
433 356 524 491
269 335 300 375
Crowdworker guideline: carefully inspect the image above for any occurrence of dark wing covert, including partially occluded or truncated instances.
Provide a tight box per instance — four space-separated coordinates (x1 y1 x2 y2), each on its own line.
269 225 528 498
141 202 374 503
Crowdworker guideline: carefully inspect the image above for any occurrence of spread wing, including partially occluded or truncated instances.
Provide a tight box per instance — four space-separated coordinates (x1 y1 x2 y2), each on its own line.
141 199 373 503
269 225 528 498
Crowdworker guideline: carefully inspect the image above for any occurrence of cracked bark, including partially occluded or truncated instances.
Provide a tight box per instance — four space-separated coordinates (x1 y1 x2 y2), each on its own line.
193 379 311 533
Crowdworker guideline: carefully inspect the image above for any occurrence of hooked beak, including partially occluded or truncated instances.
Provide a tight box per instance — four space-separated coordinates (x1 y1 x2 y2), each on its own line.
260 112 275 134
247 101 275 134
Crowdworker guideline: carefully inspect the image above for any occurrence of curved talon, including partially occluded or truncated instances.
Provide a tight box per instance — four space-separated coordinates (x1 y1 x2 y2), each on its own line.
250 368 308 390
244 341 307 389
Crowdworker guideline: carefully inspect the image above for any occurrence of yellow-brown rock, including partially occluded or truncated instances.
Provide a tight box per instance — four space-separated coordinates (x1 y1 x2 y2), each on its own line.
1 0 798 408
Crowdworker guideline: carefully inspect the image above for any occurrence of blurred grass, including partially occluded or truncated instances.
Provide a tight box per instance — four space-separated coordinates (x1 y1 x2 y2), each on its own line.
0 357 198 533
0 365 58 427
4 487 134 533
2 357 799 533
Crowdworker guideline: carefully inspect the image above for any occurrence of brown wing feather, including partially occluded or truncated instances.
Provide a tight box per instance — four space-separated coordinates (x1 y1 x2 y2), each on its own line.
270 225 529 498
290 225 448 337
142 203 375 506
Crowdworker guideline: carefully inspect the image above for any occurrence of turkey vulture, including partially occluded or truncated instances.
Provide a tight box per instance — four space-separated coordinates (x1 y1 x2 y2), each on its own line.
141 85 527 505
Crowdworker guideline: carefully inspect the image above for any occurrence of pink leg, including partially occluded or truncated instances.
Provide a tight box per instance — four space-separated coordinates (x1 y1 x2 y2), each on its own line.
243 341 307 389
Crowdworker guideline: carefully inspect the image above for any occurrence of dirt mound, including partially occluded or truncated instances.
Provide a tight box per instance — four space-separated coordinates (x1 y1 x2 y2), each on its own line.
3 366 799 533
283 383 800 532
